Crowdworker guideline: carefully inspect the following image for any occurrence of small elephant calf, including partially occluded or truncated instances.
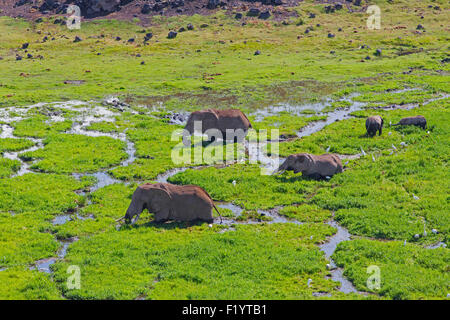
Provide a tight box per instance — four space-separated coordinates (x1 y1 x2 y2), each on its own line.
366 115 383 137
184 108 252 145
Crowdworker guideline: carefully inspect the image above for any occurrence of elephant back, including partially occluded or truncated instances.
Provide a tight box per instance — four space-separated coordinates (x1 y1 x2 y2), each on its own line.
185 110 219 133
138 183 173 211
169 184 214 221
366 116 382 129
213 109 251 132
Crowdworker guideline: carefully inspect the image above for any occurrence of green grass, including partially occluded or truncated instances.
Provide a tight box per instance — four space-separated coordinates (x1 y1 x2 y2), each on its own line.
21 134 127 174
0 173 90 214
0 158 20 178
333 239 450 300
0 1 448 108
249 112 327 139
52 183 136 239
0 267 61 300
279 205 333 223
0 212 58 267
0 137 35 153
0 0 449 300
52 223 343 299
168 163 327 210
12 116 72 138
308 99 450 244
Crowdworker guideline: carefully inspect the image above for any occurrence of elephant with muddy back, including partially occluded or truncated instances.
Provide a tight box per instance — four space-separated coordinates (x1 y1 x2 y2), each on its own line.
273 153 343 179
118 183 222 224
183 109 252 145
392 115 427 129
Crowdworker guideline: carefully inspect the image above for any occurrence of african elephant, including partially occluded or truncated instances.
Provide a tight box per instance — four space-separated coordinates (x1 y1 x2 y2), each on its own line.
118 183 222 224
273 153 343 179
366 115 383 137
392 115 427 129
183 109 252 145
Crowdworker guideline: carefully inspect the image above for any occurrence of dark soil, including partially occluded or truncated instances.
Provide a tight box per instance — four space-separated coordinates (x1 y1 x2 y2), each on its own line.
1 0 302 21
0 0 368 22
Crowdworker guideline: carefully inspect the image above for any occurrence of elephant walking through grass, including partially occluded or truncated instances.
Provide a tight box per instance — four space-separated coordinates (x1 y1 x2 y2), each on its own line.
366 115 383 137
273 153 343 179
118 183 222 224
392 115 427 129
184 109 252 145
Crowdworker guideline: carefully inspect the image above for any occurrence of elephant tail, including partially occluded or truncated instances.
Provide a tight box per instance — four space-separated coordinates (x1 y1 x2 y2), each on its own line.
213 204 223 224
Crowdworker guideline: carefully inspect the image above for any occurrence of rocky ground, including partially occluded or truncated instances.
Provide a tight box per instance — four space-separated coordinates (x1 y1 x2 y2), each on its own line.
1 0 369 21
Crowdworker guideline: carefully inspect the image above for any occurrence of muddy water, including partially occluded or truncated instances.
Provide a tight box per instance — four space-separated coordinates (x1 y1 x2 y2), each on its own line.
32 237 79 273
319 220 358 294
426 242 447 249
0 124 44 177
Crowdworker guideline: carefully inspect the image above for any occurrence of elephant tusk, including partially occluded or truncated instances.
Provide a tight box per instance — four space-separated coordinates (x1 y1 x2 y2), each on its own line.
115 216 125 222
273 169 285 175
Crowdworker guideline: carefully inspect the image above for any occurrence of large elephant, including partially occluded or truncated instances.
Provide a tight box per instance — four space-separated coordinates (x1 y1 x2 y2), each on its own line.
392 115 427 129
118 183 222 224
366 115 383 137
273 153 343 179
183 109 252 145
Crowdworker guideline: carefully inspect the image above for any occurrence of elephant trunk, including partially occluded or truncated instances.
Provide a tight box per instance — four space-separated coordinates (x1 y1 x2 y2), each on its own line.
272 161 287 175
124 200 143 224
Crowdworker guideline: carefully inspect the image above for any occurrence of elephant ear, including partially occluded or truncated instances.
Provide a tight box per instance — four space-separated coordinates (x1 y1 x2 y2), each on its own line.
296 154 307 163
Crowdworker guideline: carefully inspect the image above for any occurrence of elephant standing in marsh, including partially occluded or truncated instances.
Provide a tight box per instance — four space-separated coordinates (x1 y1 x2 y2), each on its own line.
392 115 427 129
183 109 252 145
273 153 343 179
366 115 383 137
118 183 222 224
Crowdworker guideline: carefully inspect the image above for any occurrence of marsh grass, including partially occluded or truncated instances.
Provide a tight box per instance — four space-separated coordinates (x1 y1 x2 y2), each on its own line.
0 173 90 213
22 134 128 174
0 267 61 300
0 0 449 300
168 163 326 210
52 223 343 299
0 211 58 267
0 137 35 152
12 116 72 138
0 158 20 178
333 239 450 300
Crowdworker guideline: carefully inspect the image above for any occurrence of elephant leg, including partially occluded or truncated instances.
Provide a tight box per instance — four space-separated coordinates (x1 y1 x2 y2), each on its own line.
205 218 214 224
307 172 323 180
154 208 171 222
379 127 382 136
